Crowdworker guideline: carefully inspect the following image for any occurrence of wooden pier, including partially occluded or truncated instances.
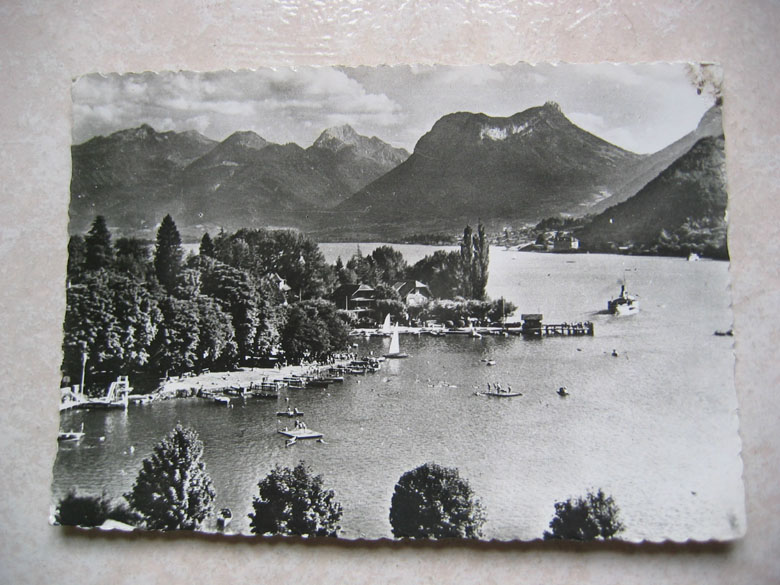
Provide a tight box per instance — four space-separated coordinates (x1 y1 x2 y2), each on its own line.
520 314 594 338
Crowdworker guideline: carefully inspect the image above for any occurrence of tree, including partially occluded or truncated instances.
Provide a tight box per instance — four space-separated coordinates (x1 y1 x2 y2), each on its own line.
459 225 474 298
199 232 215 258
61 269 160 387
149 296 201 377
410 250 465 299
458 223 489 300
543 489 625 541
249 461 343 537
125 425 216 531
389 462 486 539
84 215 114 271
472 222 490 300
370 245 408 285
154 214 183 292
54 489 139 527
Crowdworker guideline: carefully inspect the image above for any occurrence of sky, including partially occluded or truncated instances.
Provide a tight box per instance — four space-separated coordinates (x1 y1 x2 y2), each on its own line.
72 63 721 154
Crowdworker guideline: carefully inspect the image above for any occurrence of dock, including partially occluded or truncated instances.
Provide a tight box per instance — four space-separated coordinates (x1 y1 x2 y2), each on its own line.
520 314 594 338
278 428 324 440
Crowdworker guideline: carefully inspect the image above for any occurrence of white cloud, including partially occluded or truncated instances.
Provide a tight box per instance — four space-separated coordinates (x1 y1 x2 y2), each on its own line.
71 64 716 153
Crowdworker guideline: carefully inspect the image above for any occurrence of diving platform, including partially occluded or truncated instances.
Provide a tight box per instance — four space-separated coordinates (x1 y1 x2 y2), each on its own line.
278 428 323 440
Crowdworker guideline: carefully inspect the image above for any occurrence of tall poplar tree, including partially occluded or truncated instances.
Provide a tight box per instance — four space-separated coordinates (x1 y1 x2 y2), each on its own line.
472 222 490 300
459 225 474 298
154 214 183 292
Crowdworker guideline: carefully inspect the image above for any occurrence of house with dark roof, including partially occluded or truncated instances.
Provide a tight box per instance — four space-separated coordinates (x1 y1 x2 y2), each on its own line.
331 283 377 318
392 280 432 307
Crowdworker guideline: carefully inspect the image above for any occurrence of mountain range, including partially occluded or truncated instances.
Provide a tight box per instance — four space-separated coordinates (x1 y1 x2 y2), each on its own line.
69 103 727 249
69 124 409 234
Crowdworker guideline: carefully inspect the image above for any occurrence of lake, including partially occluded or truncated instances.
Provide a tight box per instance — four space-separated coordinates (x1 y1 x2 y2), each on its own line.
52 247 744 541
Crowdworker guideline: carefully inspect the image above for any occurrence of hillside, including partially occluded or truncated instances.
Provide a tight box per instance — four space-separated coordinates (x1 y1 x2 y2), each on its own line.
577 135 728 257
331 103 646 236
69 124 409 234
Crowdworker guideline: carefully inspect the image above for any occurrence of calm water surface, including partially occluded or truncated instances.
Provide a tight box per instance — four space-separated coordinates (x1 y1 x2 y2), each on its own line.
53 249 744 541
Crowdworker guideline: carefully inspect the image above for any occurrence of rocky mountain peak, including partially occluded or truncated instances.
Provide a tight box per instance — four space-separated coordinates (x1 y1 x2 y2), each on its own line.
313 124 362 151
223 130 268 150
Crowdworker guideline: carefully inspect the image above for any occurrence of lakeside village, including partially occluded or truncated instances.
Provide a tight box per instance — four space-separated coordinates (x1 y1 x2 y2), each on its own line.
60 214 605 418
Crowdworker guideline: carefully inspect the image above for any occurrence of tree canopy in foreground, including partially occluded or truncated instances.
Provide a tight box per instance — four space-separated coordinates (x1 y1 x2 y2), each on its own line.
543 489 625 540
389 462 486 539
249 461 343 537
125 424 216 530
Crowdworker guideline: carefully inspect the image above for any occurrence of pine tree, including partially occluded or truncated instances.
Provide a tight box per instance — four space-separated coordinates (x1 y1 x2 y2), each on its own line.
154 214 183 292
199 232 215 258
84 215 114 271
125 425 216 530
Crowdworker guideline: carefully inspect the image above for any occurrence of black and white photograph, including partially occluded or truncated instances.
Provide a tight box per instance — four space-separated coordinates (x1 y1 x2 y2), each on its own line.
51 63 743 542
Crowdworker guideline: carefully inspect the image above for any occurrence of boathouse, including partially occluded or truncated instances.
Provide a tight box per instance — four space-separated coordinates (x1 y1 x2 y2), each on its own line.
521 314 544 337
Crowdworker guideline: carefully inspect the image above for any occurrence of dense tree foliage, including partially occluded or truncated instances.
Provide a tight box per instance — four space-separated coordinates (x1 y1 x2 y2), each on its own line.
54 489 139 527
62 269 160 389
409 250 465 299
416 298 516 326
125 425 216 531
389 462 486 539
115 237 152 280
248 461 343 537
212 228 333 299
280 300 350 363
543 489 625 541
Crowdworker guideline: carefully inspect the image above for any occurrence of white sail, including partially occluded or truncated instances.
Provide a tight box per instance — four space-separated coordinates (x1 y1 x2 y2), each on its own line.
389 325 401 355
382 314 392 334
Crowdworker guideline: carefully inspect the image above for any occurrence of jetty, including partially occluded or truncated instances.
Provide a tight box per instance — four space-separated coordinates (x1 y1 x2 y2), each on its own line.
519 314 594 338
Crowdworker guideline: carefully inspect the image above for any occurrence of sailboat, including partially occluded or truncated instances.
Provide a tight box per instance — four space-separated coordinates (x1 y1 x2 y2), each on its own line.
380 314 392 337
384 324 409 359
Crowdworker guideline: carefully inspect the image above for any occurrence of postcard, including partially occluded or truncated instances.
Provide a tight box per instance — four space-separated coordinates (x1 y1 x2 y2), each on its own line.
52 63 743 542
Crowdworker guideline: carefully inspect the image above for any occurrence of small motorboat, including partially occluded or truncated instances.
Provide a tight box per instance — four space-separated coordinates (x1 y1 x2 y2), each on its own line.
217 508 232 530
58 423 85 442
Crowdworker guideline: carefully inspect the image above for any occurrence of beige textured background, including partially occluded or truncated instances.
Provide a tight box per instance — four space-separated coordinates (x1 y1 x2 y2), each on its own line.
1 1 778 583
